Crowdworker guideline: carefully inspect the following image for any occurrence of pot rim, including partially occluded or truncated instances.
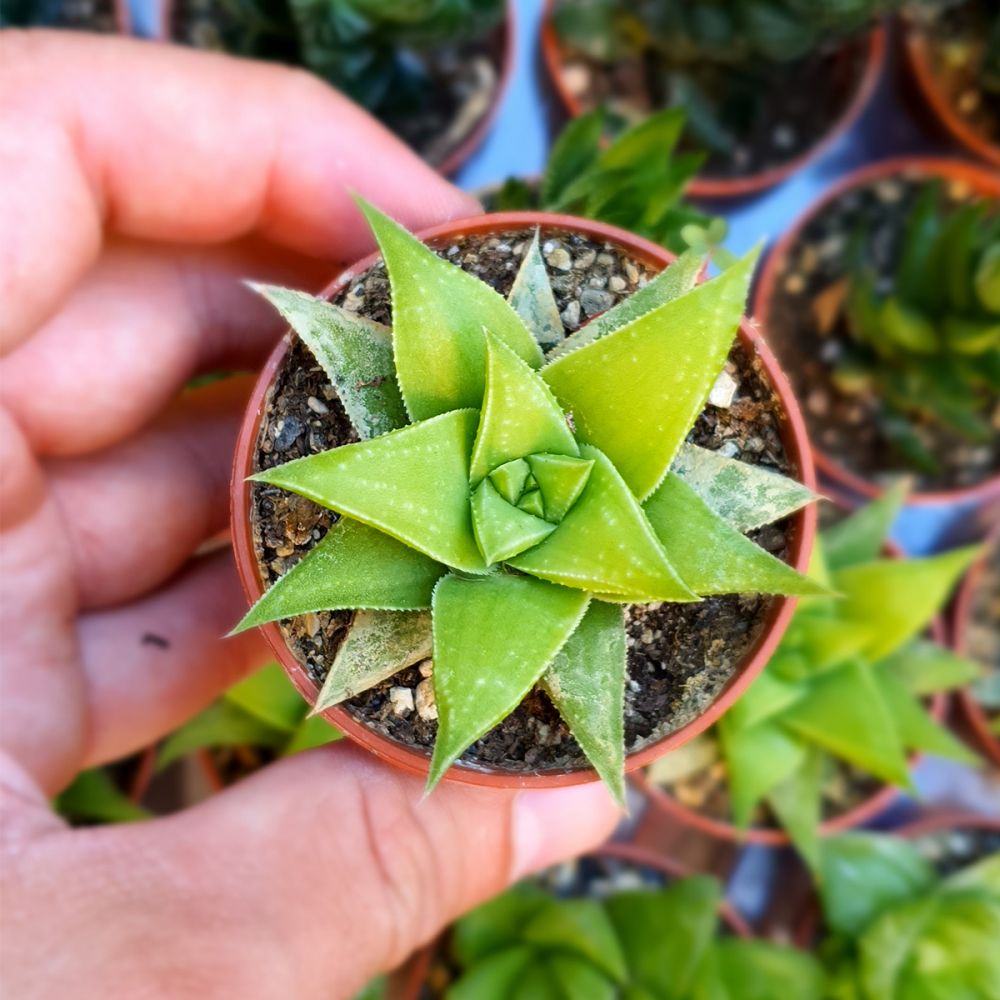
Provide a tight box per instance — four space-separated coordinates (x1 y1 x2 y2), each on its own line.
753 155 1000 507
231 209 817 790
538 0 886 200
903 21 1000 170
953 527 1000 767
395 842 751 1000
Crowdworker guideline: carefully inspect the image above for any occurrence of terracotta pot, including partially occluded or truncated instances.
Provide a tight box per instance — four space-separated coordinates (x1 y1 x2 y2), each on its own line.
953 529 1000 767
794 810 1000 947
903 16 1000 171
539 0 886 200
754 156 1000 507
395 843 752 1000
154 0 514 177
232 210 817 790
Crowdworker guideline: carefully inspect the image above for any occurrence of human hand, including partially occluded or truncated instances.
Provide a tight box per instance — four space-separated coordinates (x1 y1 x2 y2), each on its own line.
0 33 619 999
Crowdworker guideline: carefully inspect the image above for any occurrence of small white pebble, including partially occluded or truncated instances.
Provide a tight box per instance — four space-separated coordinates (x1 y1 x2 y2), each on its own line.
389 687 414 717
708 371 738 408
306 396 329 415
418 659 433 678
415 679 437 721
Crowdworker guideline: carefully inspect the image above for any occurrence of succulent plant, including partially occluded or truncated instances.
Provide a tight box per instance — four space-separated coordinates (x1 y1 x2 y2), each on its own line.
835 181 1000 474
234 200 821 800
156 662 342 773
54 767 151 826
447 872 823 999
490 108 729 260
711 484 982 862
816 831 1000 999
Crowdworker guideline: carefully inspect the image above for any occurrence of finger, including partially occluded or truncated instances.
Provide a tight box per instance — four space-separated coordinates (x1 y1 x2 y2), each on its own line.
0 31 480 354
76 548 270 768
1 237 330 456
17 747 618 999
47 376 254 610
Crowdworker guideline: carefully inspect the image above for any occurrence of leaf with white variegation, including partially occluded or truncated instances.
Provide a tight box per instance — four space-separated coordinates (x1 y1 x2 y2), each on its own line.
508 230 564 350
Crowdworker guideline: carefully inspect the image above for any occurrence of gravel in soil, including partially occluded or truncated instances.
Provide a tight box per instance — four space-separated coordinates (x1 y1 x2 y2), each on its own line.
170 0 502 169
966 543 1000 729
906 0 1000 150
548 11 870 182
911 826 1000 875
250 227 797 776
766 170 1000 493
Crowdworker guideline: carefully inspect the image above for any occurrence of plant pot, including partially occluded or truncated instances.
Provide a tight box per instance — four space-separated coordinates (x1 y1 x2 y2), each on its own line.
903 2 1000 170
793 810 1000 947
539 0 885 200
232 210 817 790
953 529 1000 767
396 843 752 1000
754 156 1000 506
156 0 514 177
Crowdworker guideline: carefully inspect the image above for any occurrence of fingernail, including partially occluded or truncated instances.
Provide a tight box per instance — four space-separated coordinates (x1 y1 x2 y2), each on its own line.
510 782 621 881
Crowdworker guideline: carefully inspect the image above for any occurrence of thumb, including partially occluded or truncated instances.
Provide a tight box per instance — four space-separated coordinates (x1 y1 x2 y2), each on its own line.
142 741 620 998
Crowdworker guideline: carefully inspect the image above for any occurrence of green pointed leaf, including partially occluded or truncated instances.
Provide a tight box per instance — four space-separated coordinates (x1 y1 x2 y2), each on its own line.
508 231 564 350
526 453 593 522
224 662 305 733
873 669 979 764
313 610 432 712
428 574 590 788
669 442 817 532
490 458 530 503
508 445 696 602
878 639 983 696
545 250 705 362
767 747 823 869
779 606 877 672
692 939 825 1000
452 885 551 966
542 601 626 805
718 717 807 828
470 332 577 484
251 409 487 574
55 768 151 824
722 668 804 730
821 481 909 571
157 700 285 771
782 660 912 788
546 956 616 1000
250 284 406 439
524 899 627 983
644 473 824 596
232 518 447 633
448 946 534 1000
833 546 982 661
543 251 757 499
358 199 542 420
517 489 546 519
471 480 556 565
282 714 343 755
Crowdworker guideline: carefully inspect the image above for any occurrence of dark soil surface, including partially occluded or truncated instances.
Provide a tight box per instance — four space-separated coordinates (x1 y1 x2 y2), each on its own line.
966 543 1000 729
765 169 1000 493
250 226 798 776
906 0 1000 149
912 825 1000 875
548 7 871 182
170 0 503 168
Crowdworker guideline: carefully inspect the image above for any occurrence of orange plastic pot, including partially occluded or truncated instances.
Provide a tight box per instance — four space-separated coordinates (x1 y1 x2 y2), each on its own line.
754 156 1000 507
904 19 1000 171
953 528 1000 767
539 0 886 200
231 210 817 790
394 843 753 1000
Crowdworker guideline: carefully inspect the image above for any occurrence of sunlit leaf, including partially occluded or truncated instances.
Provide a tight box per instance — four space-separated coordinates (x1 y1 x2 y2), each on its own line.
526 453 594 523
313 610 432 712
428 574 590 788
283 714 343 755
879 639 983 696
232 518 447 633
767 747 823 869
55 769 151 824
358 199 542 420
542 601 626 805
251 409 486 573
250 284 406 439
543 250 757 499
225 662 305 733
821 479 909 571
471 479 556 565
157 701 285 771
508 230 564 350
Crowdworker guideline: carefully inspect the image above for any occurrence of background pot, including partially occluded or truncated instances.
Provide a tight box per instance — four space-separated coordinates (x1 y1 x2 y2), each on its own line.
232 211 817 790
953 529 1000 767
395 842 752 1000
754 156 1000 507
903 19 1000 170
539 0 886 200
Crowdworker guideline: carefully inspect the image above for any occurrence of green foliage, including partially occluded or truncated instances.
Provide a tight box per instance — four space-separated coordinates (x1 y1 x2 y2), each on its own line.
157 663 343 772
490 108 723 258
238 200 820 799
448 875 823 1000
54 767 151 825
817 832 1000 999
837 182 1000 473
714 485 982 863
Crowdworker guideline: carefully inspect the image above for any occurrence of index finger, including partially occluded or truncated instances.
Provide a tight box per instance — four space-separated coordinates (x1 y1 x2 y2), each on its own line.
0 31 480 354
